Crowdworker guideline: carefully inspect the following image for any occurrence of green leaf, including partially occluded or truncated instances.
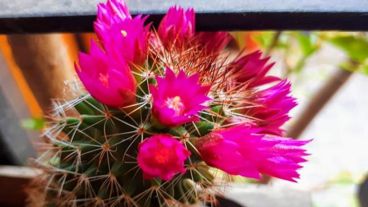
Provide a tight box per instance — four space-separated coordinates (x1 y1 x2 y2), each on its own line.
359 62 368 75
254 32 277 49
329 35 368 63
21 117 45 130
231 32 246 49
295 32 319 56
329 171 356 185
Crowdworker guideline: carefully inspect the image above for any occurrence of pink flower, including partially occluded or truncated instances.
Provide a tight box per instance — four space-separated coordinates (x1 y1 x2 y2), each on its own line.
76 41 136 108
157 6 232 55
94 0 149 65
196 125 309 182
96 0 131 26
158 6 195 47
232 51 280 87
251 80 297 135
231 51 296 135
137 134 190 181
149 69 210 126
197 32 232 54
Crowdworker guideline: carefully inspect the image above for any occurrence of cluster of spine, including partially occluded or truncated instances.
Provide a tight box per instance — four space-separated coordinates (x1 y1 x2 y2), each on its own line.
32 81 221 207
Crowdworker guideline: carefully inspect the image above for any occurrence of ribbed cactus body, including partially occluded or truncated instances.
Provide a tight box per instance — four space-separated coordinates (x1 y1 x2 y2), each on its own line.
35 88 218 206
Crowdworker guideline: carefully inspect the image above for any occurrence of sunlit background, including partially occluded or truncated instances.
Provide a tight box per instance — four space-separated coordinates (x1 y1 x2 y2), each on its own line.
229 31 368 207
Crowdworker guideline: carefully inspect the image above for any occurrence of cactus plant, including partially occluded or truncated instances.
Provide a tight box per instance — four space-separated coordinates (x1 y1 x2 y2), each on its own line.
29 0 310 206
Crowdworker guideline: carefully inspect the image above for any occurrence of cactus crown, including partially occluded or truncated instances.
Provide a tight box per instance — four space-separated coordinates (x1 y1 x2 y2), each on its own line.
33 36 229 207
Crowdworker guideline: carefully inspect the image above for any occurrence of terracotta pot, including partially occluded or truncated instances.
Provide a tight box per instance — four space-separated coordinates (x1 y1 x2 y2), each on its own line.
0 166 38 207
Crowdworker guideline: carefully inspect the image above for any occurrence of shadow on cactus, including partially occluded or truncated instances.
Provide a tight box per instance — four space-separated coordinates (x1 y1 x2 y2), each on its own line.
28 0 311 206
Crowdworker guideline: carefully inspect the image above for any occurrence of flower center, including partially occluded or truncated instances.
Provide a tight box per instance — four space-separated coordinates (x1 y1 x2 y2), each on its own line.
166 96 185 115
121 30 128 37
154 149 170 164
99 73 109 88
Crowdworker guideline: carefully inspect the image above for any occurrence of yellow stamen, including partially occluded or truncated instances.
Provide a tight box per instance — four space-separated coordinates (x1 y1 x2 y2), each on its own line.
166 96 184 115
121 30 128 37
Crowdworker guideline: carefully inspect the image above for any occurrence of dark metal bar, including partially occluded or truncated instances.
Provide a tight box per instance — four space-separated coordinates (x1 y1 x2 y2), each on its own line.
0 0 368 33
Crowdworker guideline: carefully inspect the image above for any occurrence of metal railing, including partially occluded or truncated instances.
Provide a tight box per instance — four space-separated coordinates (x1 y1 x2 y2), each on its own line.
1 0 368 33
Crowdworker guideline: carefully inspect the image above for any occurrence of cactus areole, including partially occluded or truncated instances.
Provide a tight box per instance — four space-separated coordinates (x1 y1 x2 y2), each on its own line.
30 0 311 206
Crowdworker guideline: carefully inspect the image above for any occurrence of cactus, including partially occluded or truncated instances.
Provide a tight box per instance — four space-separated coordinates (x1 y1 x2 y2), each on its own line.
32 93 217 207
29 0 310 207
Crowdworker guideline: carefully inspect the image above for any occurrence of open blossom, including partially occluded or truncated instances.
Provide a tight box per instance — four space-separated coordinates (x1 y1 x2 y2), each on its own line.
137 134 190 181
251 80 297 135
158 6 231 53
96 0 130 25
95 0 149 65
150 69 210 126
231 51 296 135
197 32 232 55
196 125 309 182
232 51 280 87
76 41 136 108
158 6 195 46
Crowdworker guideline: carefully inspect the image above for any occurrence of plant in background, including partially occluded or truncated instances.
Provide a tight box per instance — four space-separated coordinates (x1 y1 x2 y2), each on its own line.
30 0 310 206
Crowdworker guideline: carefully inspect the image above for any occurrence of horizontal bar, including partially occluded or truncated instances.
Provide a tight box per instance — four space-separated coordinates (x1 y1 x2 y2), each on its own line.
1 0 368 33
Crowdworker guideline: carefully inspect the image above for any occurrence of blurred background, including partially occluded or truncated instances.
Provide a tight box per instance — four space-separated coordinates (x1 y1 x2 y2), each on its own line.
0 31 367 207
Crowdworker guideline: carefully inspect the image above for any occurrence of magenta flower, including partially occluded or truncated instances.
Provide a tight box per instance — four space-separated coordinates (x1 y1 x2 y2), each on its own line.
76 41 136 108
232 51 280 87
137 134 190 181
149 69 210 126
196 125 309 182
158 6 195 47
197 32 232 54
95 0 149 65
231 51 296 135
96 0 130 25
251 80 297 135
157 6 232 53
